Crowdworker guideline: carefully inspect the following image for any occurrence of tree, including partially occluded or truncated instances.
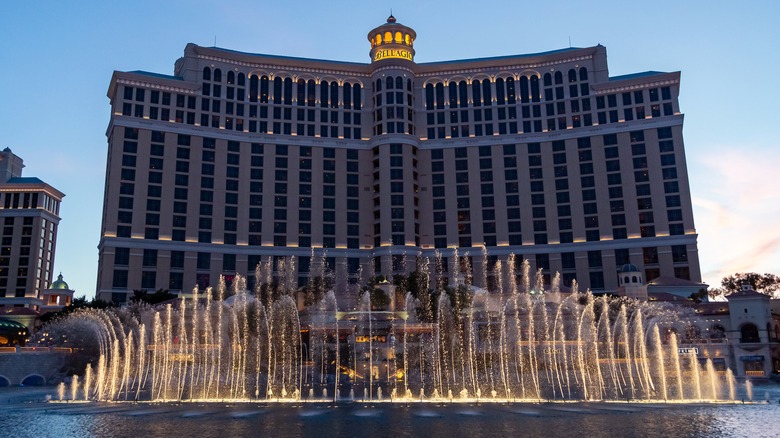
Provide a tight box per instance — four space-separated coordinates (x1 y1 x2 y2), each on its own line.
130 288 176 305
38 295 112 324
370 288 390 310
689 288 708 303
720 272 780 297
301 276 328 307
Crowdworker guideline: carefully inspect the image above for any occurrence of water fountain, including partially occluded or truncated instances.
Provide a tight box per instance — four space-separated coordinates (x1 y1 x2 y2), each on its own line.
39 254 742 403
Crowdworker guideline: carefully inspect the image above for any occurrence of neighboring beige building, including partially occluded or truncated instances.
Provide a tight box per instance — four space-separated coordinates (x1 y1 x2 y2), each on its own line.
97 16 700 303
0 148 65 326
648 284 780 379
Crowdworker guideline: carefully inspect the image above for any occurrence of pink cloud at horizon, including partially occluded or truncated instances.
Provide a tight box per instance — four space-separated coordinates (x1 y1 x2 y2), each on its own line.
691 146 780 288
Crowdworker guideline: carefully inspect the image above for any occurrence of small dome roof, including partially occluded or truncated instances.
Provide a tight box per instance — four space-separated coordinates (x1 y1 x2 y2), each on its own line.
50 273 69 290
620 264 640 273
386 14 396 23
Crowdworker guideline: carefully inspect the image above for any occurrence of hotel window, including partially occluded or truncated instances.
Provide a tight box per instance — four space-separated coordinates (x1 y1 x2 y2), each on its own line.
671 245 688 263
667 209 683 222
112 270 128 289
587 251 602 269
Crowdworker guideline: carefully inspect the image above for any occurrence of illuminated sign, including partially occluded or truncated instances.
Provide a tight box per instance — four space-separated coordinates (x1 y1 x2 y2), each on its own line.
373 48 413 62
356 335 387 343
678 347 699 355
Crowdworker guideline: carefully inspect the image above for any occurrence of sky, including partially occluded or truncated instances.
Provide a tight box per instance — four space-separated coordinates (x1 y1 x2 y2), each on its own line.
1 1 778 298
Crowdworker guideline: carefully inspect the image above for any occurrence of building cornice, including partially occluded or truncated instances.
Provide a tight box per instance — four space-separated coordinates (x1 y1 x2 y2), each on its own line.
419 114 684 149
416 55 595 78
98 233 698 260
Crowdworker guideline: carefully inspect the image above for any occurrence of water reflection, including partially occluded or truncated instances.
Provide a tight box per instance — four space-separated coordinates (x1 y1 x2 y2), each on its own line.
2 397 778 438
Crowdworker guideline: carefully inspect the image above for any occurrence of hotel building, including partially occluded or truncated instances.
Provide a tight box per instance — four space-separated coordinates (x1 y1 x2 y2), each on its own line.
0 148 64 323
97 16 700 303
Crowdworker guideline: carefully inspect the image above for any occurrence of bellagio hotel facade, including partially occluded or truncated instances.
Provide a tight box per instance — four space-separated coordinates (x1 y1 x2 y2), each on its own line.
97 16 700 303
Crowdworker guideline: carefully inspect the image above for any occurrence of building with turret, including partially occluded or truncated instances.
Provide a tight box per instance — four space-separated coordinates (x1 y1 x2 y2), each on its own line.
0 148 65 327
97 16 700 304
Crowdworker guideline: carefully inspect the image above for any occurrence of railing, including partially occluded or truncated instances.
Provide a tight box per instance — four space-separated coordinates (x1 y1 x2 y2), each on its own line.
677 338 728 345
0 347 73 354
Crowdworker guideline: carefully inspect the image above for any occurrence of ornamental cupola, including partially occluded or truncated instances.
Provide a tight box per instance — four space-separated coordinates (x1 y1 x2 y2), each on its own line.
367 15 416 63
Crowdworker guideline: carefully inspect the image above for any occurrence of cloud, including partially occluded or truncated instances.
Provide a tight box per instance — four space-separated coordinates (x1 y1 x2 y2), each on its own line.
691 145 780 286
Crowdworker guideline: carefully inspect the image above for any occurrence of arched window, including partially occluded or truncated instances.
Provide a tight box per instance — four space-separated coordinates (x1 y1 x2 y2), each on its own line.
472 81 482 107
296 79 306 105
543 73 552 87
519 76 529 104
386 76 394 90
321 81 329 108
405 34 411 45
741 323 759 343
458 81 468 108
353 83 362 110
623 276 629 284
407 79 412 92
384 31 392 43
395 77 403 90
273 77 282 102
394 31 402 43
330 82 338 108
227 71 235 85
260 76 269 103
283 78 293 105
249 75 258 103
530 75 540 102
506 77 516 104
554 71 563 85
213 68 222 82
435 83 444 109
568 69 577 83
343 83 352 110
495 78 505 105
307 80 316 107
203 67 211 81
482 79 492 104
632 275 638 283
579 67 588 81
375 34 382 46
449 82 458 108
237 73 245 86
425 84 434 110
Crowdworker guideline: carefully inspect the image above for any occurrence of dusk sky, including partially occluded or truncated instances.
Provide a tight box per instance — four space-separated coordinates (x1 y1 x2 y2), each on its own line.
1 1 778 298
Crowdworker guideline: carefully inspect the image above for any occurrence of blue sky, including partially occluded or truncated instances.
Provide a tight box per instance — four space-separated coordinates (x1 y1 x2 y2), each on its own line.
1 1 778 297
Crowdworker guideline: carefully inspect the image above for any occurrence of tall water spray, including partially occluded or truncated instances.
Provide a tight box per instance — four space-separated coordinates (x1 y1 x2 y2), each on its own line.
39 255 736 403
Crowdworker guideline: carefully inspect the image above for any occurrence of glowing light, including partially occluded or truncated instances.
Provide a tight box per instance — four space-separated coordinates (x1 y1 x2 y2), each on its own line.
373 48 413 62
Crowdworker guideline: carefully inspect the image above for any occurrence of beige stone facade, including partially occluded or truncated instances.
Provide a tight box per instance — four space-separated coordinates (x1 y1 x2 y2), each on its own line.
97 17 700 303
0 148 64 314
